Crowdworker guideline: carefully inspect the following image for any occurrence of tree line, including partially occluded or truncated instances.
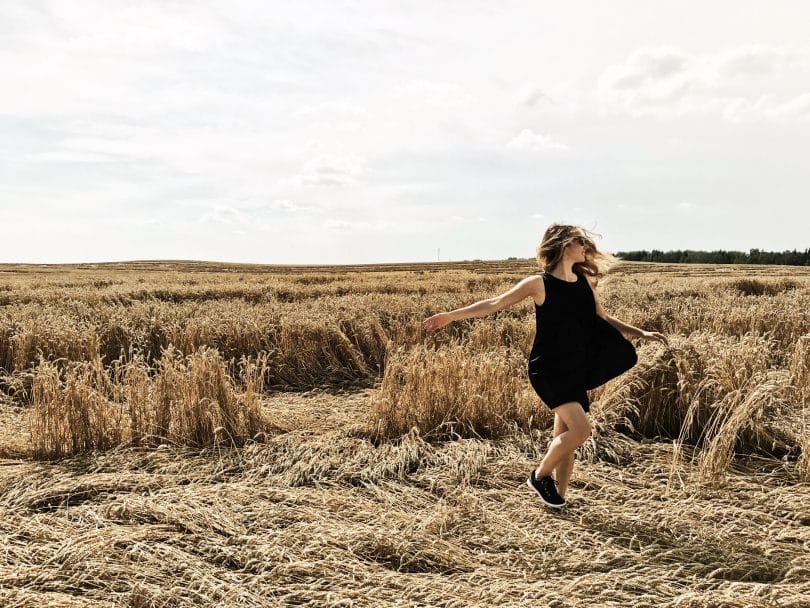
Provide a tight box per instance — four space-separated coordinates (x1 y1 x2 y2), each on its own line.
614 248 810 265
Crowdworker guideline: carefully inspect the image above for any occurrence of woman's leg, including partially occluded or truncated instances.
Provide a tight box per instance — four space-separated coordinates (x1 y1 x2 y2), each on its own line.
552 413 575 498
534 401 591 481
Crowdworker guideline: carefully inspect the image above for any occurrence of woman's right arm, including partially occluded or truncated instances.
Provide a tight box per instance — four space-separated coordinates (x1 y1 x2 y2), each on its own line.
423 275 543 333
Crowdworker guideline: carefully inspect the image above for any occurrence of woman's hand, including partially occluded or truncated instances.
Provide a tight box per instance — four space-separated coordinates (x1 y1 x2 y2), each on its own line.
423 312 453 334
640 330 669 346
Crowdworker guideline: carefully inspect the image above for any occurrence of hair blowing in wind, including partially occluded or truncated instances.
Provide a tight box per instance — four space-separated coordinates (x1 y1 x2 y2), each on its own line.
536 223 619 284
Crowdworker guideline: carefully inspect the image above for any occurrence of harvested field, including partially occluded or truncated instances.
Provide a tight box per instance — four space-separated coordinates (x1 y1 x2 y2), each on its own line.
1 259 809 607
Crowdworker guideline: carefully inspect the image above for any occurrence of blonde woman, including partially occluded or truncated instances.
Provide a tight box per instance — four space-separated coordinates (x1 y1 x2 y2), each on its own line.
423 224 669 508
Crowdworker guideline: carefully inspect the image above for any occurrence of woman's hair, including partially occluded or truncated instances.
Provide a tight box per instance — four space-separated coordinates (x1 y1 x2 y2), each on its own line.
535 223 618 281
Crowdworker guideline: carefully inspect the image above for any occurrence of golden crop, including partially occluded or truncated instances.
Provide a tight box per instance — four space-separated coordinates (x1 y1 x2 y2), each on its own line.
0 260 808 606
0 260 806 474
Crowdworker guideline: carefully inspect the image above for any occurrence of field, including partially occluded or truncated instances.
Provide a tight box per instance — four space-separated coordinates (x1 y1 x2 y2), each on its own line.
1 259 809 607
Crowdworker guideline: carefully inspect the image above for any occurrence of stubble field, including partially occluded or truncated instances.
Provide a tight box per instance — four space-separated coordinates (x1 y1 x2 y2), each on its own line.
0 259 809 607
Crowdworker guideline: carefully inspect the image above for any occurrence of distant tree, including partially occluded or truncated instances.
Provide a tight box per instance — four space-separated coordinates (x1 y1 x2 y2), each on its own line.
612 247 809 266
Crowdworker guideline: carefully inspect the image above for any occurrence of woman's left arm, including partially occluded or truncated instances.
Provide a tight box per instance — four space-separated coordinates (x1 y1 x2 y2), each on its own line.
586 276 670 345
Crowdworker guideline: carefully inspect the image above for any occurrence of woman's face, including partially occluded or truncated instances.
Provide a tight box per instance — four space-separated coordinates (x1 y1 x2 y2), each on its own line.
566 231 590 261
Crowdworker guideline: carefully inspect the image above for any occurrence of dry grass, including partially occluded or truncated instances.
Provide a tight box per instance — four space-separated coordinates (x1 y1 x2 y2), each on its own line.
593 334 802 473
29 356 125 458
0 259 809 606
2 411 809 606
790 334 810 481
29 348 271 458
369 344 551 440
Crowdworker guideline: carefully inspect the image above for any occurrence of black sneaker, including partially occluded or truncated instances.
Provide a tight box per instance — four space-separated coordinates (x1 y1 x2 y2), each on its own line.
527 470 566 508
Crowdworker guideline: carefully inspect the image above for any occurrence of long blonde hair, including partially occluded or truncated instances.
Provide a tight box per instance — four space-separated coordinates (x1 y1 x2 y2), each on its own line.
535 223 618 282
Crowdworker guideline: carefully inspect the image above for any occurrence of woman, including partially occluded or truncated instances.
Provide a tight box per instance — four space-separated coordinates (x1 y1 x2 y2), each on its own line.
423 224 669 508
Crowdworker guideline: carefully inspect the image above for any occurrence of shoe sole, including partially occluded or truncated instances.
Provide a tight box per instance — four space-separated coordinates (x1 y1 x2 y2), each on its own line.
526 477 566 509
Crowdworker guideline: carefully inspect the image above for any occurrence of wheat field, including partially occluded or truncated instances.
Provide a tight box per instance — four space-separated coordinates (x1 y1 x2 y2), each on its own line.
1 259 809 607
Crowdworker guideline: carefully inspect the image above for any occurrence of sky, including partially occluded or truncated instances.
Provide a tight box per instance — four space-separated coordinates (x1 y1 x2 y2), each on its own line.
1 1 809 264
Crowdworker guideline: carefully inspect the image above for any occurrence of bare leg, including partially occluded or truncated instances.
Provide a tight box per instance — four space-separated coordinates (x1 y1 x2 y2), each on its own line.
534 402 591 482
552 413 575 498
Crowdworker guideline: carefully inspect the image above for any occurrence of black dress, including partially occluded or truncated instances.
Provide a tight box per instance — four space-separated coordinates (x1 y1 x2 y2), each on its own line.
527 269 638 413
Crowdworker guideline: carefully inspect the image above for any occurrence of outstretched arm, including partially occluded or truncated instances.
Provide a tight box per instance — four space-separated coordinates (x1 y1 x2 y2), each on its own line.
586 276 670 346
423 276 541 333
604 314 644 338
609 315 669 345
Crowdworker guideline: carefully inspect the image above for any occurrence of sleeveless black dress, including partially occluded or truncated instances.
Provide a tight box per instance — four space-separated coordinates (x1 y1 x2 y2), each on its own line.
528 270 638 413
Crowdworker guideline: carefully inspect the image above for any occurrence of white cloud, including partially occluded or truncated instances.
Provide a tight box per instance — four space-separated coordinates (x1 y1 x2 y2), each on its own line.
2 3 809 263
448 215 487 223
506 129 569 151
229 199 309 214
768 92 810 121
396 80 473 109
196 199 313 232
294 154 368 187
199 206 248 225
324 219 395 231
324 219 355 231
23 151 115 163
721 92 810 123
598 45 810 123
519 86 556 107
266 199 301 211
294 99 367 117
714 45 805 79
598 46 701 113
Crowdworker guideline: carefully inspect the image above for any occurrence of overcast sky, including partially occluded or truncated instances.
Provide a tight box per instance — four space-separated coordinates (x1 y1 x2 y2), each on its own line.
2 1 809 264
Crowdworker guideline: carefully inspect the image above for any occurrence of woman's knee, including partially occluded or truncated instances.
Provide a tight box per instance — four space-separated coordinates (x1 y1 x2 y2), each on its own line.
562 423 590 448
577 420 592 444
555 401 591 444
553 414 569 437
